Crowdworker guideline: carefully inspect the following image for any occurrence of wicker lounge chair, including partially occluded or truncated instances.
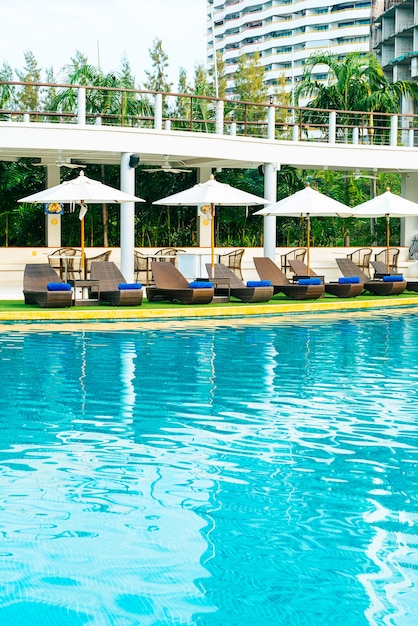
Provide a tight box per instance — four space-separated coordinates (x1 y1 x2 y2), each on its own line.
370 260 418 292
336 258 407 295
289 259 364 298
219 248 244 280
47 247 84 280
254 257 324 300
146 261 214 304
205 263 274 303
90 261 143 306
280 247 307 277
347 247 373 277
85 250 112 278
23 264 73 308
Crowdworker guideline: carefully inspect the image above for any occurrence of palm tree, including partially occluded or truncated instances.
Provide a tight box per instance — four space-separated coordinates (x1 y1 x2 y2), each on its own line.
51 54 152 126
294 51 418 143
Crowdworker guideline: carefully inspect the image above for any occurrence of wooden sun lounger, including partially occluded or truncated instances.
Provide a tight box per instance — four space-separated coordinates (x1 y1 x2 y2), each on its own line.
253 257 324 300
371 260 418 293
90 261 143 306
205 263 274 303
337 258 406 295
23 264 73 308
289 259 364 298
146 262 214 304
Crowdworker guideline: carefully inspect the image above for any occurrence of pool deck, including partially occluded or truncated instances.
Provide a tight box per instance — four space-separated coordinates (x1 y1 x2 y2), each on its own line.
2 293 418 323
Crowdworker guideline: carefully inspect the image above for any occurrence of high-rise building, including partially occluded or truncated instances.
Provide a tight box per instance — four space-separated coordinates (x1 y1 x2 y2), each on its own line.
372 0 418 83
207 0 373 98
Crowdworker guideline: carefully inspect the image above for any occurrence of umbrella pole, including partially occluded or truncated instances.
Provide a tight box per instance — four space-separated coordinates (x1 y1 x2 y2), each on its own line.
307 215 311 273
211 203 215 278
386 215 390 274
81 217 85 279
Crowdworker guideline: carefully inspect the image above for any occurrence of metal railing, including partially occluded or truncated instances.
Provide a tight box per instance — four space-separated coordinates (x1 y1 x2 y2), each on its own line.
1 79 417 148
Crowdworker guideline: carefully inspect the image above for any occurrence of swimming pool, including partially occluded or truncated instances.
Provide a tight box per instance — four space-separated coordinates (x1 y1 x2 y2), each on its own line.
0 312 417 625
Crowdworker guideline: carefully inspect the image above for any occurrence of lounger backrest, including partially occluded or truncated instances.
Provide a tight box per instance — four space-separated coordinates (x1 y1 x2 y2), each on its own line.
336 258 369 283
150 261 190 289
205 263 245 288
288 259 318 277
91 261 126 291
23 264 62 291
254 257 290 285
370 260 400 276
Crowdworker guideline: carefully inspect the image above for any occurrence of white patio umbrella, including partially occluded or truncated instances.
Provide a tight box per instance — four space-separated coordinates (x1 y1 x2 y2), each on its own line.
153 174 270 276
353 188 418 272
254 184 351 271
19 171 144 272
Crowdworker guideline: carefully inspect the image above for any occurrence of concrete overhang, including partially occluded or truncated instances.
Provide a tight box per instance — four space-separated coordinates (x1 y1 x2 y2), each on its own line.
0 121 417 175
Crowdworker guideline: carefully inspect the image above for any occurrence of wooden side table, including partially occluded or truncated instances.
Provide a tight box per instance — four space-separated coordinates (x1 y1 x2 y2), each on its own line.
69 279 100 306
197 277 230 302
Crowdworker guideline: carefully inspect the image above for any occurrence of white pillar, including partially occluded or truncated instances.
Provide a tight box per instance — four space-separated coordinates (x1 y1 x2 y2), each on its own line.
328 111 336 144
292 125 299 142
154 93 163 130
120 153 136 282
267 104 275 140
45 165 61 247
77 88 86 125
390 115 398 146
401 173 418 246
263 163 277 260
352 127 359 145
401 94 414 146
216 100 224 134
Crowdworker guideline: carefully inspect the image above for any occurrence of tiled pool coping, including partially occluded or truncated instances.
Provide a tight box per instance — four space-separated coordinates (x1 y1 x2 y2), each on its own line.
1 295 418 322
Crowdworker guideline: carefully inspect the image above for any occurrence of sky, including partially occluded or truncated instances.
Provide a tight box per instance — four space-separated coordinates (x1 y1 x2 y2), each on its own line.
2 0 207 87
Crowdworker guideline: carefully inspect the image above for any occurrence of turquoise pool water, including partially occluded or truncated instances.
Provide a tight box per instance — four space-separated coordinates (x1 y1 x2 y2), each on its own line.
0 313 417 625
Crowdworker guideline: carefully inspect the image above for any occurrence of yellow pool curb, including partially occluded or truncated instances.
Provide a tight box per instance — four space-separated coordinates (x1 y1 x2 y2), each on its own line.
1 295 418 322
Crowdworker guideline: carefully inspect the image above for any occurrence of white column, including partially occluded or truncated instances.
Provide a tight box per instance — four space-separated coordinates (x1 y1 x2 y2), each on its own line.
120 153 136 282
216 100 224 134
328 111 336 144
352 127 359 144
401 173 418 246
263 163 277 260
45 165 61 247
390 115 398 146
77 88 86 125
267 104 275 140
154 93 163 130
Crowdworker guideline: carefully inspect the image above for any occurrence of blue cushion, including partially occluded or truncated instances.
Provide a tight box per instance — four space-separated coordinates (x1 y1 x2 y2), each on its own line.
246 280 271 287
189 281 214 289
47 282 72 291
118 283 142 290
298 278 322 285
338 276 360 284
382 275 404 282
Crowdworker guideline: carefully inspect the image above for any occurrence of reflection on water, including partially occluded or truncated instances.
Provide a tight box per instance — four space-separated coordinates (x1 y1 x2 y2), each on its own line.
0 313 417 625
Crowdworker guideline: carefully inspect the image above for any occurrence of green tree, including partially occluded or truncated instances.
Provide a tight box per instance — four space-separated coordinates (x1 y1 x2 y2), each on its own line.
233 53 268 137
296 51 417 111
15 51 42 111
144 39 173 93
209 51 227 98
0 61 14 114
295 51 418 142
234 52 267 103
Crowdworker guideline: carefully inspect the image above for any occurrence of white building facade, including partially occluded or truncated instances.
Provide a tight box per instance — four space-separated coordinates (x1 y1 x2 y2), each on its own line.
372 0 418 83
207 0 373 98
